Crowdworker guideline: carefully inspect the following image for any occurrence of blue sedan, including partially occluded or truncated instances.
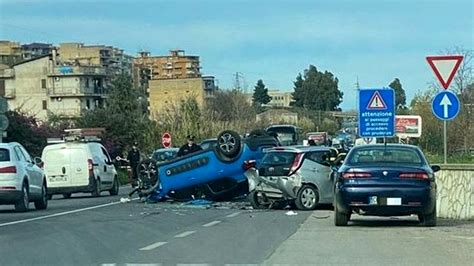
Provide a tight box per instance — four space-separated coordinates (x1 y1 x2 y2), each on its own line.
334 144 440 226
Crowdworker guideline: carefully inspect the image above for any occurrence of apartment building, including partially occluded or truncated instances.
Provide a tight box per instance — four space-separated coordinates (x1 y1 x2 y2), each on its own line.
0 40 22 66
21 43 54 60
0 52 107 120
133 50 201 90
148 76 216 119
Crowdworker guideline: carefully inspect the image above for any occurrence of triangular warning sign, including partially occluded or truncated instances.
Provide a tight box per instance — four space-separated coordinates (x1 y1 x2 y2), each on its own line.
367 91 387 110
426 55 463 89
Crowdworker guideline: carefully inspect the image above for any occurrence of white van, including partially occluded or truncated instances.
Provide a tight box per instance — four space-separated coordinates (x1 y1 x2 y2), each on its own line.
42 141 119 199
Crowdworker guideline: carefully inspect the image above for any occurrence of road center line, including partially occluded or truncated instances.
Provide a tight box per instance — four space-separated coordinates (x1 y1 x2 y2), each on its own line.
203 220 221 227
0 198 139 228
174 230 196 238
139 241 168 251
226 212 241 218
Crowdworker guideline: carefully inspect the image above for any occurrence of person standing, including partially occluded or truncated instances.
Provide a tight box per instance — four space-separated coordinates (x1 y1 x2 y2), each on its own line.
177 135 202 157
127 141 141 187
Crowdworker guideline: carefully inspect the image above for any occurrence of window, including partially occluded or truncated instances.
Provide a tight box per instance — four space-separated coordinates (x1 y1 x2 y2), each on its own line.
85 78 90 88
348 147 423 165
100 147 112 163
86 99 90 109
14 147 27 162
307 151 331 166
0 149 10 162
41 79 47 89
42 100 47 110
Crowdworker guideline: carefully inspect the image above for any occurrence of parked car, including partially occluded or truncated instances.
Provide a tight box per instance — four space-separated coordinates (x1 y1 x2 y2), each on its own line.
152 148 179 164
245 146 341 210
134 130 279 201
334 144 439 226
265 125 301 146
42 137 119 199
200 138 217 150
0 142 48 212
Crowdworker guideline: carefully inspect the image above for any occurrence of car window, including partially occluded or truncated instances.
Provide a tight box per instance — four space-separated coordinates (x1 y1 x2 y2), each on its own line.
306 151 331 165
0 148 10 161
101 147 112 162
348 147 423 165
262 152 295 166
14 146 28 162
20 146 32 162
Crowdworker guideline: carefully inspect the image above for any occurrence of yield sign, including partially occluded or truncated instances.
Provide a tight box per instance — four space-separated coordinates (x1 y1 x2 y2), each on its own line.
426 55 463 89
367 91 387 110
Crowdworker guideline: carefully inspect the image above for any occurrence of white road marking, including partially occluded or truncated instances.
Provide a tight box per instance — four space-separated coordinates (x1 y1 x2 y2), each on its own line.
0 198 139 228
139 241 168 251
174 230 196 238
451 235 474 240
203 220 221 227
126 264 163 266
226 212 241 218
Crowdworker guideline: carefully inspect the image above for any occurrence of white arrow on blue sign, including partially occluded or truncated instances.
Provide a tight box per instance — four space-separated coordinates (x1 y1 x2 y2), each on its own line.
431 90 460 121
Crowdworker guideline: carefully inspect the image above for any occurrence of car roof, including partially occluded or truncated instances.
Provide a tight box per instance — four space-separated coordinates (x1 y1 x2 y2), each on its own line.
0 142 21 149
351 144 419 149
265 145 333 153
154 148 179 152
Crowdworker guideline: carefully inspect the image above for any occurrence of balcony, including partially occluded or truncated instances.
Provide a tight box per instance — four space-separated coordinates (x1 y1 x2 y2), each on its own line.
48 86 106 97
0 68 14 78
49 66 106 76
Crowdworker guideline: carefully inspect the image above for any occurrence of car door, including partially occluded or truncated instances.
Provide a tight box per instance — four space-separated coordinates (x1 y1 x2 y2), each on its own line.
302 151 333 202
19 145 43 193
100 146 115 187
14 145 41 196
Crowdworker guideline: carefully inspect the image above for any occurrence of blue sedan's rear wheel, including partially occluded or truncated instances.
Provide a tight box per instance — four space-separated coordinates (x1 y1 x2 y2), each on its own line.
217 130 241 159
334 202 349 226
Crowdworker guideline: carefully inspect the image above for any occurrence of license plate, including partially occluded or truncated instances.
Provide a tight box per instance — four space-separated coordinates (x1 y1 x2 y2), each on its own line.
386 197 402 206
49 176 68 182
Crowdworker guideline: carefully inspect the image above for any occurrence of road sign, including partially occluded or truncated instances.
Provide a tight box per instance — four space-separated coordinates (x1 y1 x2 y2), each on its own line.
162 132 172 148
396 115 422 138
0 114 9 131
426 55 463 89
431 90 460 121
0 98 7 113
358 88 395 137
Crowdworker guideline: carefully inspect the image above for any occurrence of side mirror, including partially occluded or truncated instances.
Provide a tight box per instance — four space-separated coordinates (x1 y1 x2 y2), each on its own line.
34 157 43 165
431 165 441 173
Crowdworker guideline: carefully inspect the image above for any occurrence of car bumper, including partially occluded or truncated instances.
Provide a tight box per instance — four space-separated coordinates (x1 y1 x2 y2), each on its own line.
47 176 95 195
335 184 436 216
0 190 22 204
245 169 301 199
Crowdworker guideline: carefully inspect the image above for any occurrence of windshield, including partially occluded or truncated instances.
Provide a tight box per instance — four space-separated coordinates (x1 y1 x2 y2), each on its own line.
347 147 424 165
152 150 177 162
0 149 10 162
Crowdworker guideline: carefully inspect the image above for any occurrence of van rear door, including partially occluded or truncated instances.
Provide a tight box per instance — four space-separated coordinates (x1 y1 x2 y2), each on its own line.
69 147 90 187
43 146 72 188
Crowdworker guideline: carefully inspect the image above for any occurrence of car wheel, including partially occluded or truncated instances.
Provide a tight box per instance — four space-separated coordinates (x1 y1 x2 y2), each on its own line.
216 130 241 158
62 193 72 199
248 191 270 209
137 159 159 188
15 183 29 212
91 178 101 197
34 183 48 210
295 185 319 210
421 205 437 227
334 203 348 226
109 177 119 196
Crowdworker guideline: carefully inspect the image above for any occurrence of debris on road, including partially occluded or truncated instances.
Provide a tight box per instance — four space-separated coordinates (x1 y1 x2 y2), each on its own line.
286 211 298 216
120 197 131 203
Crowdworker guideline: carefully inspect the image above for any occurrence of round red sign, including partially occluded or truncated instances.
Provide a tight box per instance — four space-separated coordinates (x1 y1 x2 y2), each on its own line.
162 132 172 148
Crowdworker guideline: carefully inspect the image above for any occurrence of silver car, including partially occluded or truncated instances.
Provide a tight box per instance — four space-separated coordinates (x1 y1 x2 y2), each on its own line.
246 146 341 210
0 142 47 212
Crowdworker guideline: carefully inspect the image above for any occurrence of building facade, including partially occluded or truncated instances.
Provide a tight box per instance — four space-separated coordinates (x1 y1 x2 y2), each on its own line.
0 40 22 66
266 90 293 107
0 53 107 120
21 43 53 60
148 76 216 118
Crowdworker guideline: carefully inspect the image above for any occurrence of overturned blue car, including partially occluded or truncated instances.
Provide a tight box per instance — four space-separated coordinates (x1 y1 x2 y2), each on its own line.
135 130 279 201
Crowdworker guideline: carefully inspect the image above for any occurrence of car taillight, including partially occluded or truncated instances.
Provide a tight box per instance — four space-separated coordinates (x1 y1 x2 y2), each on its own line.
288 153 304 176
88 159 94 176
0 166 17 174
399 172 429 179
342 172 372 179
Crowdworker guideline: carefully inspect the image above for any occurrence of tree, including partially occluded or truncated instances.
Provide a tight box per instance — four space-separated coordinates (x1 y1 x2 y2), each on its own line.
388 78 407 110
291 65 343 111
252 79 271 106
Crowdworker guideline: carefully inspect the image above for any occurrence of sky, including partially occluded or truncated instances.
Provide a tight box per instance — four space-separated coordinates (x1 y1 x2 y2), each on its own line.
0 0 472 110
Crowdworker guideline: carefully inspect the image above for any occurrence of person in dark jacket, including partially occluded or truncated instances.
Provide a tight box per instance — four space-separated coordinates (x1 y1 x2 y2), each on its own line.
127 141 141 187
177 135 202 157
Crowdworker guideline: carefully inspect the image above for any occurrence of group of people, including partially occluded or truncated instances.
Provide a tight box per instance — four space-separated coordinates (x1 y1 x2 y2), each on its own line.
124 135 203 184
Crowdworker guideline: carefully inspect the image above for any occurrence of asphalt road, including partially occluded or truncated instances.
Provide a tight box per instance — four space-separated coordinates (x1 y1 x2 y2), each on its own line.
1 186 473 265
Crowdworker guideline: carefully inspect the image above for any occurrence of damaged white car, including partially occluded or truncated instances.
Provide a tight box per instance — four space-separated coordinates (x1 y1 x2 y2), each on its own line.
245 146 344 210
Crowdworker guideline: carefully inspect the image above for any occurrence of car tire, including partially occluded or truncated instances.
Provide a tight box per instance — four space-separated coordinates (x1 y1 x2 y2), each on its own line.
421 205 437 227
109 177 119 196
34 183 48 210
295 185 319 210
15 183 29 212
248 191 270 209
62 193 72 199
91 178 101 197
334 203 348 226
216 130 241 159
137 159 159 188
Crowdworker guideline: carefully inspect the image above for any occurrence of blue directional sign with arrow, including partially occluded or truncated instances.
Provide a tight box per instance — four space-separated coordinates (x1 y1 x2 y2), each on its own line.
431 90 460 121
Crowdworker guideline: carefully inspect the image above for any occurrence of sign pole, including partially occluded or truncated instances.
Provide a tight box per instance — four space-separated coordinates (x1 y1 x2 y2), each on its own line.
443 121 447 164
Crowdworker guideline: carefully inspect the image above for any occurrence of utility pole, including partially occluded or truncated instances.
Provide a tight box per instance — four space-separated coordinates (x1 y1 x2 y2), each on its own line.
234 72 243 91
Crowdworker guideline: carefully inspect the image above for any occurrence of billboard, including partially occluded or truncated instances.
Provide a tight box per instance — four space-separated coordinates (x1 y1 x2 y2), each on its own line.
395 115 422 138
